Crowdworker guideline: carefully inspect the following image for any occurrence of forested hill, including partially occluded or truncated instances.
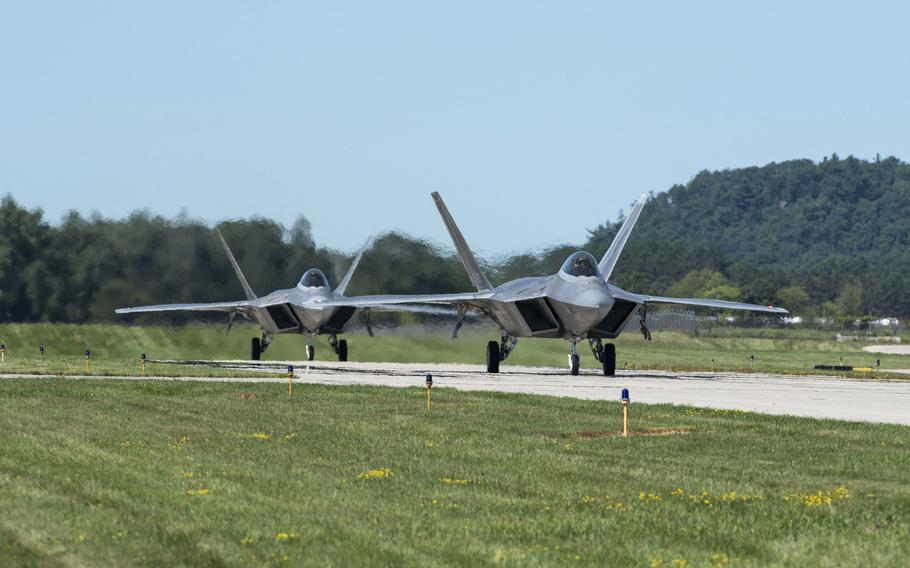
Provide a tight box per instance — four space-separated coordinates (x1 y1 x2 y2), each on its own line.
583 155 910 316
611 155 910 270
2 154 910 323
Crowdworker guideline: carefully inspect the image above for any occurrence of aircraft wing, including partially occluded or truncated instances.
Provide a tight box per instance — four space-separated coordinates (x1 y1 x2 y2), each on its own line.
306 291 495 310
634 294 789 315
115 300 258 315
364 303 464 316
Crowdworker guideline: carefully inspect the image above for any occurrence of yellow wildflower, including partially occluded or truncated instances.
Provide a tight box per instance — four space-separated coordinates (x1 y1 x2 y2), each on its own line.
251 432 271 440
358 467 393 480
186 488 210 496
240 537 253 545
440 477 472 485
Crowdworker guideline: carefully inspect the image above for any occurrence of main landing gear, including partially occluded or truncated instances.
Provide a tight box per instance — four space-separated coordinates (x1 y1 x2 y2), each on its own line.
251 332 274 361
486 331 517 373
588 338 616 376
329 335 348 362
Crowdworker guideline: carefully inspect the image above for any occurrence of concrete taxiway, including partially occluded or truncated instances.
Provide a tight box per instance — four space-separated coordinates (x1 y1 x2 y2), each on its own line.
5 361 909 426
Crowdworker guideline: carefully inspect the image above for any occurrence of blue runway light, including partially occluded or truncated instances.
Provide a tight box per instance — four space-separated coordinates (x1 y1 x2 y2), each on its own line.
621 388 629 402
85 350 91 359
425 373 433 386
287 365 294 374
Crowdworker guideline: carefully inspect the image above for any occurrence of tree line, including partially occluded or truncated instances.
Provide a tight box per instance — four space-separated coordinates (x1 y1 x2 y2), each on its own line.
2 155 908 323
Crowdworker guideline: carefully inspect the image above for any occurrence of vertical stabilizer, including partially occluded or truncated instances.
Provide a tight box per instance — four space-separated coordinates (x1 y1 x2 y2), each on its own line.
335 236 373 296
216 228 257 300
598 195 647 282
431 192 493 291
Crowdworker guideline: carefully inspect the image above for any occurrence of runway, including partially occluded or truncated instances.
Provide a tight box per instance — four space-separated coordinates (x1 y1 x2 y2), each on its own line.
5 360 909 426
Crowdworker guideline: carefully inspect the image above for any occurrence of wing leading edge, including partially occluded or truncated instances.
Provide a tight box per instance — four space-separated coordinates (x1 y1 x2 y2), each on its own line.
634 294 789 315
306 291 495 310
115 300 256 315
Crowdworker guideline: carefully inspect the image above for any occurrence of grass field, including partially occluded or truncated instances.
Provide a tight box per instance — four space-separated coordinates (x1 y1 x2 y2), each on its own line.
0 379 907 566
0 323 907 378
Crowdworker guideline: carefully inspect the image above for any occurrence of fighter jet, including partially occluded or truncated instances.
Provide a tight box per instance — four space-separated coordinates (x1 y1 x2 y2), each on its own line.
115 229 432 361
305 192 789 375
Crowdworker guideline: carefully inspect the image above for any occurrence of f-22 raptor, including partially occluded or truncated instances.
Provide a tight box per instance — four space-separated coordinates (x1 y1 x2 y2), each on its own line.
307 193 789 375
115 229 435 361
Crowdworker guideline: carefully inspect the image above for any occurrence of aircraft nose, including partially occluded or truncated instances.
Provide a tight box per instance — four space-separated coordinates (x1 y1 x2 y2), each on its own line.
575 287 615 310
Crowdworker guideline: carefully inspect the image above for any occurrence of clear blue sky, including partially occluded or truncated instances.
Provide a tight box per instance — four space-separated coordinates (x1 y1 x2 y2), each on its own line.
2 2 908 256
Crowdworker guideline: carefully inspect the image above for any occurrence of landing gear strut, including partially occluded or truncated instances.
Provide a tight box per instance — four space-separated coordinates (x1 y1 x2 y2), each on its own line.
639 306 652 341
568 339 580 376
305 335 315 361
485 330 517 373
329 334 348 362
589 338 616 376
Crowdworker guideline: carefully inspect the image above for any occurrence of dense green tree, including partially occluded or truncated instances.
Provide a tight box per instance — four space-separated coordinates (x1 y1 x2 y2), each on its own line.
668 269 741 301
837 283 864 318
776 286 812 314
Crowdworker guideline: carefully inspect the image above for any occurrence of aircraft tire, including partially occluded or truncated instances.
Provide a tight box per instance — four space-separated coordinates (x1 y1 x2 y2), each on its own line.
251 337 261 361
337 339 348 362
306 344 315 361
602 343 616 376
486 341 500 373
569 353 580 376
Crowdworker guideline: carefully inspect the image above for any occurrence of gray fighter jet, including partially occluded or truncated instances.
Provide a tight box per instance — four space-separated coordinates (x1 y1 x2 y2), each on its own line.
115 229 428 361
305 192 789 375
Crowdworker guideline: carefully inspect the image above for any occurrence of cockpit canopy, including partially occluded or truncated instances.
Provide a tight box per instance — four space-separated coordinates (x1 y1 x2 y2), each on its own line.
298 269 330 289
560 252 602 279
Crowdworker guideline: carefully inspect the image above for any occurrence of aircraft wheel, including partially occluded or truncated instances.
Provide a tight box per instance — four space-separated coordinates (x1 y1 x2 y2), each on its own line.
251 337 261 361
306 344 315 361
602 343 616 376
337 339 348 362
569 353 580 376
486 341 500 373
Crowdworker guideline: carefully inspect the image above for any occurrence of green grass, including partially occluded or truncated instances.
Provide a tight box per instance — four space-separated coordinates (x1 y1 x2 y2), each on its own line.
0 355 276 379
0 380 907 566
0 323 907 378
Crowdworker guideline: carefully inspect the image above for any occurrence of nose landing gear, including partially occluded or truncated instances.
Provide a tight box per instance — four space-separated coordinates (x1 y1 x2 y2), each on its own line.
305 335 315 361
569 340 580 376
